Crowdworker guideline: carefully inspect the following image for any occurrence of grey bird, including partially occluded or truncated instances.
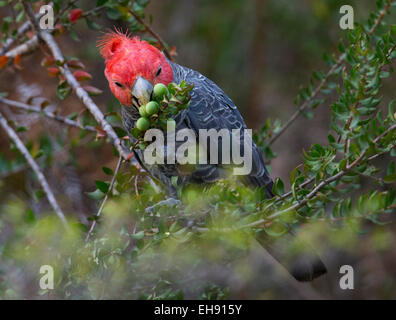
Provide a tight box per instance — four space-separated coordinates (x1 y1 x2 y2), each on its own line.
100 32 327 282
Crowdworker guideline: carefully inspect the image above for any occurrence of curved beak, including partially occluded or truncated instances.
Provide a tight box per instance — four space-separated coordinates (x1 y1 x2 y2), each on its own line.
131 76 153 108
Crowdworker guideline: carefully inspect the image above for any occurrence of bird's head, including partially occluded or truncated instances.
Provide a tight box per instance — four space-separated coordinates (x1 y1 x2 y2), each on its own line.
98 31 173 108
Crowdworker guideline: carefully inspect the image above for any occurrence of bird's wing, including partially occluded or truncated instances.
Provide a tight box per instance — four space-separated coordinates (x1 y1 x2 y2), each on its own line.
172 63 273 193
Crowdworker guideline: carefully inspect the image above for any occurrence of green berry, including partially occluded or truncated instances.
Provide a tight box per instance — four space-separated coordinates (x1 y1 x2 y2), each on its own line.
167 119 176 132
146 101 159 115
153 83 168 98
136 117 150 131
139 105 148 117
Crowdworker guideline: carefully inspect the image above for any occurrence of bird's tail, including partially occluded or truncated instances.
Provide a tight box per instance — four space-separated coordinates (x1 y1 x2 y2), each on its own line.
255 228 327 282
249 175 327 281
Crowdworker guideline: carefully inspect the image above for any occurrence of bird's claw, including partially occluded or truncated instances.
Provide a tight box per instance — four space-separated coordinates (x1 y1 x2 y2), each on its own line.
145 198 181 213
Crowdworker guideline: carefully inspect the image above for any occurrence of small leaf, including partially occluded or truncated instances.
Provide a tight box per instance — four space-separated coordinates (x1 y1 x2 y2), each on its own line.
26 209 36 224
34 190 45 201
86 189 105 200
41 56 55 67
13 54 22 70
57 82 71 100
384 173 396 184
83 85 102 96
47 67 60 77
0 55 8 69
131 231 144 240
73 70 92 82
69 8 83 23
102 166 113 175
272 178 285 196
67 59 85 69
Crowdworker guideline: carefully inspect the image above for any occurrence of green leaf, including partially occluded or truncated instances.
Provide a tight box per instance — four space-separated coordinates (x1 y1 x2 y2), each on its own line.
102 166 113 175
106 8 122 20
131 231 144 240
263 222 289 237
86 189 105 200
272 178 285 196
34 190 45 201
95 180 110 193
26 209 36 224
57 82 71 100
384 174 396 184
85 18 101 30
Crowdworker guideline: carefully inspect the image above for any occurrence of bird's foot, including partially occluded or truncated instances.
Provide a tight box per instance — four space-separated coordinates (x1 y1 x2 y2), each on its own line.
145 198 181 213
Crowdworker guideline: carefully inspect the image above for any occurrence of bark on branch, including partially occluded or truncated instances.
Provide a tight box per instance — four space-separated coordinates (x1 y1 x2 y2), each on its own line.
22 2 132 161
0 97 95 132
0 111 67 225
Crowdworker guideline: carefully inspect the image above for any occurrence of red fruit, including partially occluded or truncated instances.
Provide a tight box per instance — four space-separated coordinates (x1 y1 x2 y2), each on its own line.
69 9 83 23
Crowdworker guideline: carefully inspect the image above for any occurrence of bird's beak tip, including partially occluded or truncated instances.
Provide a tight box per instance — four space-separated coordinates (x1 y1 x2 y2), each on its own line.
131 76 153 108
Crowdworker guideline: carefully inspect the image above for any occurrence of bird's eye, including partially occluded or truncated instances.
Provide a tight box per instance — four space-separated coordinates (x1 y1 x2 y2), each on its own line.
156 67 162 77
114 81 123 88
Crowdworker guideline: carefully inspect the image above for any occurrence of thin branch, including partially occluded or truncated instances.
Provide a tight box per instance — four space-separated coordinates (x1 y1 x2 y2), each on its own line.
269 56 343 146
0 11 44 56
368 0 391 36
128 8 174 61
22 2 132 161
5 36 39 59
2 3 104 60
0 111 67 225
267 123 396 220
268 0 392 146
0 21 31 56
0 97 96 132
85 156 123 241
54 0 79 25
207 123 396 232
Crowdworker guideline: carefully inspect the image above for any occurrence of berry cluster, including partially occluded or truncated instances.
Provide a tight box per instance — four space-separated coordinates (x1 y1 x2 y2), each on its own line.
131 81 193 149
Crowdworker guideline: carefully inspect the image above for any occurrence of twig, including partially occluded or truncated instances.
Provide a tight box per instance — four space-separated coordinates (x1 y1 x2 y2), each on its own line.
0 97 96 132
0 11 44 56
199 123 396 233
22 2 132 161
85 156 123 241
267 123 396 220
2 3 105 60
5 36 39 59
128 8 174 61
269 56 344 146
54 0 79 25
268 1 392 146
0 21 31 56
0 111 67 225
368 0 391 36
